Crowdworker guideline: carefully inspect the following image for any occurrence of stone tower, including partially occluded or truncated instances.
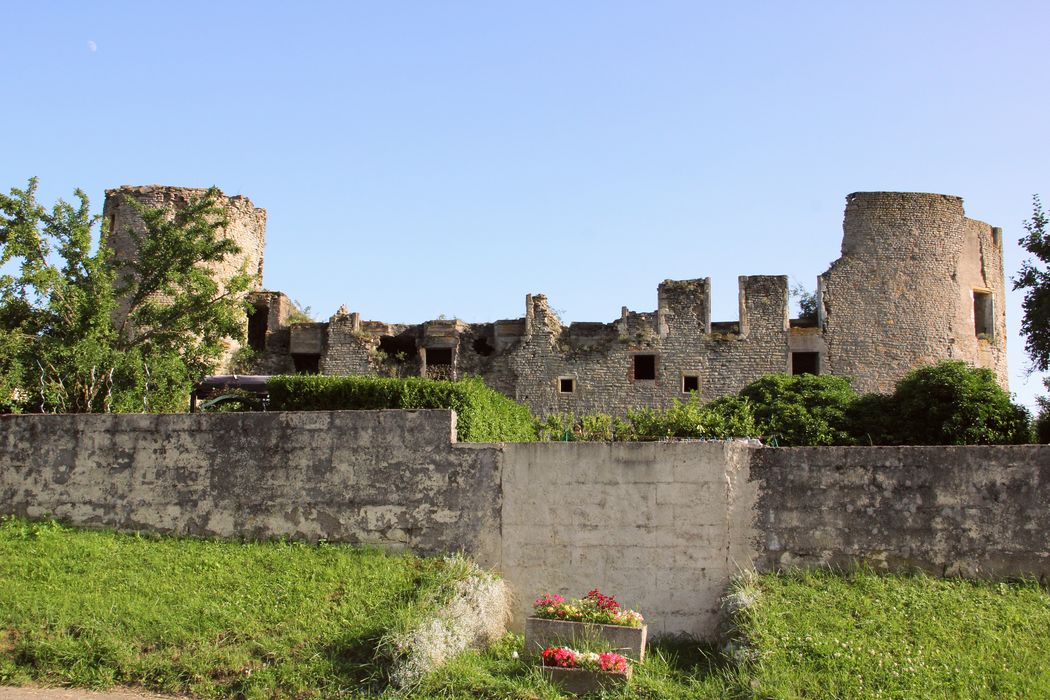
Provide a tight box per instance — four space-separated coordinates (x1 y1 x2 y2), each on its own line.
819 192 1007 394
102 185 266 292
102 185 267 369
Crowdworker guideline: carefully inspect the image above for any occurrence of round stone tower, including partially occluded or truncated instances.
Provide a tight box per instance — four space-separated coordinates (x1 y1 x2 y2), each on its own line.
103 185 266 292
102 185 267 371
819 192 1007 394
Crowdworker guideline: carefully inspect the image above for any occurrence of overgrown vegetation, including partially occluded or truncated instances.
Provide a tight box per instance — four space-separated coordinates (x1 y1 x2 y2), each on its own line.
538 361 1032 445
0 517 485 698
266 374 537 442
0 179 250 414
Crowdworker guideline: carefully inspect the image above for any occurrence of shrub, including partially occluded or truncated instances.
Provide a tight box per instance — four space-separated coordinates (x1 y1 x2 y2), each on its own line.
1037 386 1050 444
844 392 899 445
535 412 615 441
884 361 1031 445
265 375 536 442
738 374 857 446
620 393 757 441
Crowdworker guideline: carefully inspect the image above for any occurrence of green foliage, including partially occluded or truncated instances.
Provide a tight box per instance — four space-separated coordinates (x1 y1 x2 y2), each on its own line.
0 516 481 698
790 282 819 322
739 373 857 446
536 412 615 441
622 394 758 441
881 361 1031 445
285 298 314 325
0 178 250 413
1014 194 1050 372
266 374 537 442
1036 379 1050 444
536 395 757 442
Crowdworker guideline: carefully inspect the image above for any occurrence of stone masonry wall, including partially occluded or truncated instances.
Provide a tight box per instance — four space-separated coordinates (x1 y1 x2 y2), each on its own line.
3 412 1046 638
508 276 791 416
751 446 1050 579
821 192 1008 394
103 185 266 294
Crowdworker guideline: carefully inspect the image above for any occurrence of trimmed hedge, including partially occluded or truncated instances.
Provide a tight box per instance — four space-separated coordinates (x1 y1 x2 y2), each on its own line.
266 375 536 443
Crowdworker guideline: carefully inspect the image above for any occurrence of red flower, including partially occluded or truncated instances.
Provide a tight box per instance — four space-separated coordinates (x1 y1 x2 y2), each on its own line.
585 588 621 611
541 646 578 668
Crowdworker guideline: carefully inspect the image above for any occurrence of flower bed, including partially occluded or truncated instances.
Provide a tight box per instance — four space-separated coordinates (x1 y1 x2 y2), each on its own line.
539 646 632 694
525 589 647 661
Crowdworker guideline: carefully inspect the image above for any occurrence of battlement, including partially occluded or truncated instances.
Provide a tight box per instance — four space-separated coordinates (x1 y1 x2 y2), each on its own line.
106 186 1008 414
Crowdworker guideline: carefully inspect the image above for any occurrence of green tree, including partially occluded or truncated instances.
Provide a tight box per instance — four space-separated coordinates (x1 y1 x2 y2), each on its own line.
1014 195 1050 371
0 178 251 413
882 361 1030 445
739 373 856 446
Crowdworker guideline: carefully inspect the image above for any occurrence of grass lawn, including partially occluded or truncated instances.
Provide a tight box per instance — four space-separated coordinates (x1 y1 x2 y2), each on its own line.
0 516 470 698
2 517 1048 699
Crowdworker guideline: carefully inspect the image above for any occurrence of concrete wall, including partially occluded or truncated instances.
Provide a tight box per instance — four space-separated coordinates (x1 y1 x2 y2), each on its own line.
2 412 1047 639
500 441 758 636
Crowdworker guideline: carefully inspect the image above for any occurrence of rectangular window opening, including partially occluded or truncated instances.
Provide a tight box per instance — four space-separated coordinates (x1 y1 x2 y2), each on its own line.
633 354 657 381
558 377 576 394
791 352 819 375
682 375 700 393
974 291 993 339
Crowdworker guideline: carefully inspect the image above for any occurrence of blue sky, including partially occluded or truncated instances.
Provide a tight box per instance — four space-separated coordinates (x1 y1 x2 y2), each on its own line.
3 1 1048 409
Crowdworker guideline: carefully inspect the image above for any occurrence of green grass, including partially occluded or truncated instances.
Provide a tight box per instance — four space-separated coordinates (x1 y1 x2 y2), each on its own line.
729 568 1050 699
2 518 1049 699
0 516 472 698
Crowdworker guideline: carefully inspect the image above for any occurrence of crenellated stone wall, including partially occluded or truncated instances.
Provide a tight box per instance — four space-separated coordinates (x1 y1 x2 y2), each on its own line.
237 191 1008 416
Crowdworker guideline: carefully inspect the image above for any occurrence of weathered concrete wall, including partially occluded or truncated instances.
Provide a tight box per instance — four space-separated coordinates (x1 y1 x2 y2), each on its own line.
499 441 759 636
0 411 501 563
751 446 1050 579
2 412 1047 640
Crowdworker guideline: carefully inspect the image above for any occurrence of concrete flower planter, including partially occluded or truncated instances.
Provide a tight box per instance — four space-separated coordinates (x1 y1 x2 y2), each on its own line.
525 617 647 662
540 665 632 695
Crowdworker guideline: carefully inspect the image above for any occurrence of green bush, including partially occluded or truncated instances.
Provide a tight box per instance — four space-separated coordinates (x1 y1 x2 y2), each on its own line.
617 393 757 441
844 392 899 445
880 361 1031 445
266 375 536 443
1037 400 1050 444
535 396 757 442
738 373 857 446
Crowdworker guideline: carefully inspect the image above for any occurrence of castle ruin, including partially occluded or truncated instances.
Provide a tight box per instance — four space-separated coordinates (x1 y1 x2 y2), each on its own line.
104 186 1008 416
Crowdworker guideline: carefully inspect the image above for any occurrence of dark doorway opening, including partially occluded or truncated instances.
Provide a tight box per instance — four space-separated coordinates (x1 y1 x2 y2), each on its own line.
247 305 268 351
791 352 819 375
292 354 320 374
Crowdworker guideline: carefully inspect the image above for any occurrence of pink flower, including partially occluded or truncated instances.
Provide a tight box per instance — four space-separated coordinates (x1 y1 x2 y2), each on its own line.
598 651 628 674
534 593 565 608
